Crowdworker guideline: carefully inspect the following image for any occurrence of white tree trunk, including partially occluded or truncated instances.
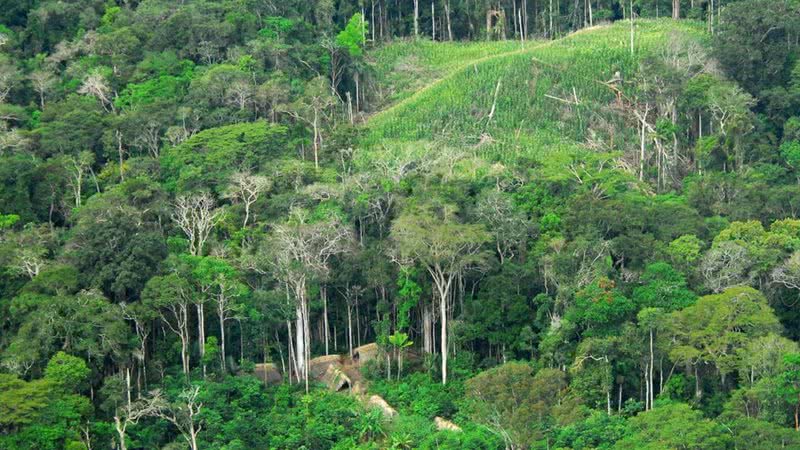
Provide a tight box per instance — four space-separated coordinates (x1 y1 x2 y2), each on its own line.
219 302 227 371
414 0 420 36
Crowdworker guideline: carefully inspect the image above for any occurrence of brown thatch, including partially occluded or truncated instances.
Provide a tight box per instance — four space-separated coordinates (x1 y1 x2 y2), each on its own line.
353 343 379 364
322 364 351 392
434 417 462 432
253 363 282 385
309 354 343 379
366 395 397 419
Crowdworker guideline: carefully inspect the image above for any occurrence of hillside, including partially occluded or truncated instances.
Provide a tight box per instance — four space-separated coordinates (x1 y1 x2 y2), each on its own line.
363 20 706 162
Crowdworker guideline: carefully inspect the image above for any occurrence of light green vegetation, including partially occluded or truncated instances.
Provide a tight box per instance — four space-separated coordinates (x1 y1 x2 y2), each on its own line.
363 20 706 166
367 39 524 109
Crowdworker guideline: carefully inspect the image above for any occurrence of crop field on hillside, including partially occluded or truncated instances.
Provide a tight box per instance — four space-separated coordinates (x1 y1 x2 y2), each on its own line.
362 20 706 166
366 39 524 110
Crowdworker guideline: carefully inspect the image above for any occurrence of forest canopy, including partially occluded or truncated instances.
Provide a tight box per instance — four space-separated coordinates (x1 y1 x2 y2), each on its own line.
1 0 800 449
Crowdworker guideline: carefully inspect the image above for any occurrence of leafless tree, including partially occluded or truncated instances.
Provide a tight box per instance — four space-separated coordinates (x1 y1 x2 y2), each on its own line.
67 151 95 207
0 126 29 154
772 252 800 293
29 70 56 108
320 35 345 96
134 122 162 158
224 172 271 228
0 60 20 104
159 284 193 376
701 241 751 293
120 302 154 393
172 194 222 257
226 79 254 111
269 208 352 391
4 224 52 279
127 387 204 450
113 394 164 450
78 70 115 112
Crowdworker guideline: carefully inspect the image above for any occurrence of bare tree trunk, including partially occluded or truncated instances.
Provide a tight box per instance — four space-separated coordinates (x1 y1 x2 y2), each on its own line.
218 302 227 371
125 368 133 408
197 303 206 376
640 117 646 181
645 363 650 410
630 0 634 55
414 0 419 36
445 1 453 40
649 327 655 409
312 109 320 170
116 130 125 181
672 0 680 19
355 72 360 112
423 305 433 354
522 0 528 37
181 328 190 377
430 273 453 385
513 0 519 37
708 0 714 34
356 300 362 347
441 291 447 385
114 417 128 450
322 287 329 355
347 303 354 358
188 421 199 450
287 320 297 384
295 301 307 390
304 296 311 393
432 2 436 40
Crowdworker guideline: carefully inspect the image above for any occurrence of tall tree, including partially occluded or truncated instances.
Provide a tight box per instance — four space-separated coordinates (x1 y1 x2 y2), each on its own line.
269 208 351 391
392 202 489 384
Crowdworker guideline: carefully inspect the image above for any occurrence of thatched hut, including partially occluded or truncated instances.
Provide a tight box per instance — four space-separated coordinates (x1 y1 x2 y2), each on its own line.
434 417 462 432
309 354 344 379
321 364 351 391
353 343 379 364
366 395 397 418
253 363 283 385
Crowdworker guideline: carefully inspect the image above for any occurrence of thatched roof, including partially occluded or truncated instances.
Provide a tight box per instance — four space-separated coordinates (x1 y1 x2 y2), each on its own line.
366 395 397 418
253 363 282 385
309 354 343 379
434 417 462 432
321 364 351 392
353 343 379 364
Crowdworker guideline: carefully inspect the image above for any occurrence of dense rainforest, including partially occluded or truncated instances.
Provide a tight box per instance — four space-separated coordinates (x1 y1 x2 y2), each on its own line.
2 0 800 449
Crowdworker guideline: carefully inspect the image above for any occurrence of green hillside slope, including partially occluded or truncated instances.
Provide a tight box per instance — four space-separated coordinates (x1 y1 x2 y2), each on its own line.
362 20 707 165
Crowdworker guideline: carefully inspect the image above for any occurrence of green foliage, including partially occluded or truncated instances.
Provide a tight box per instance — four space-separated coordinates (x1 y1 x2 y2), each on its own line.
554 411 627 449
613 403 731 449
568 278 635 334
464 362 567 448
0 374 51 429
632 262 696 311
44 352 90 392
668 286 782 380
337 14 367 58
0 213 20 229
370 372 463 419
161 121 288 194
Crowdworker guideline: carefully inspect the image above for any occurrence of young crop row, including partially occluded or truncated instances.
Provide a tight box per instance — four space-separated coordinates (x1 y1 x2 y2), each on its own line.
367 39 524 109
